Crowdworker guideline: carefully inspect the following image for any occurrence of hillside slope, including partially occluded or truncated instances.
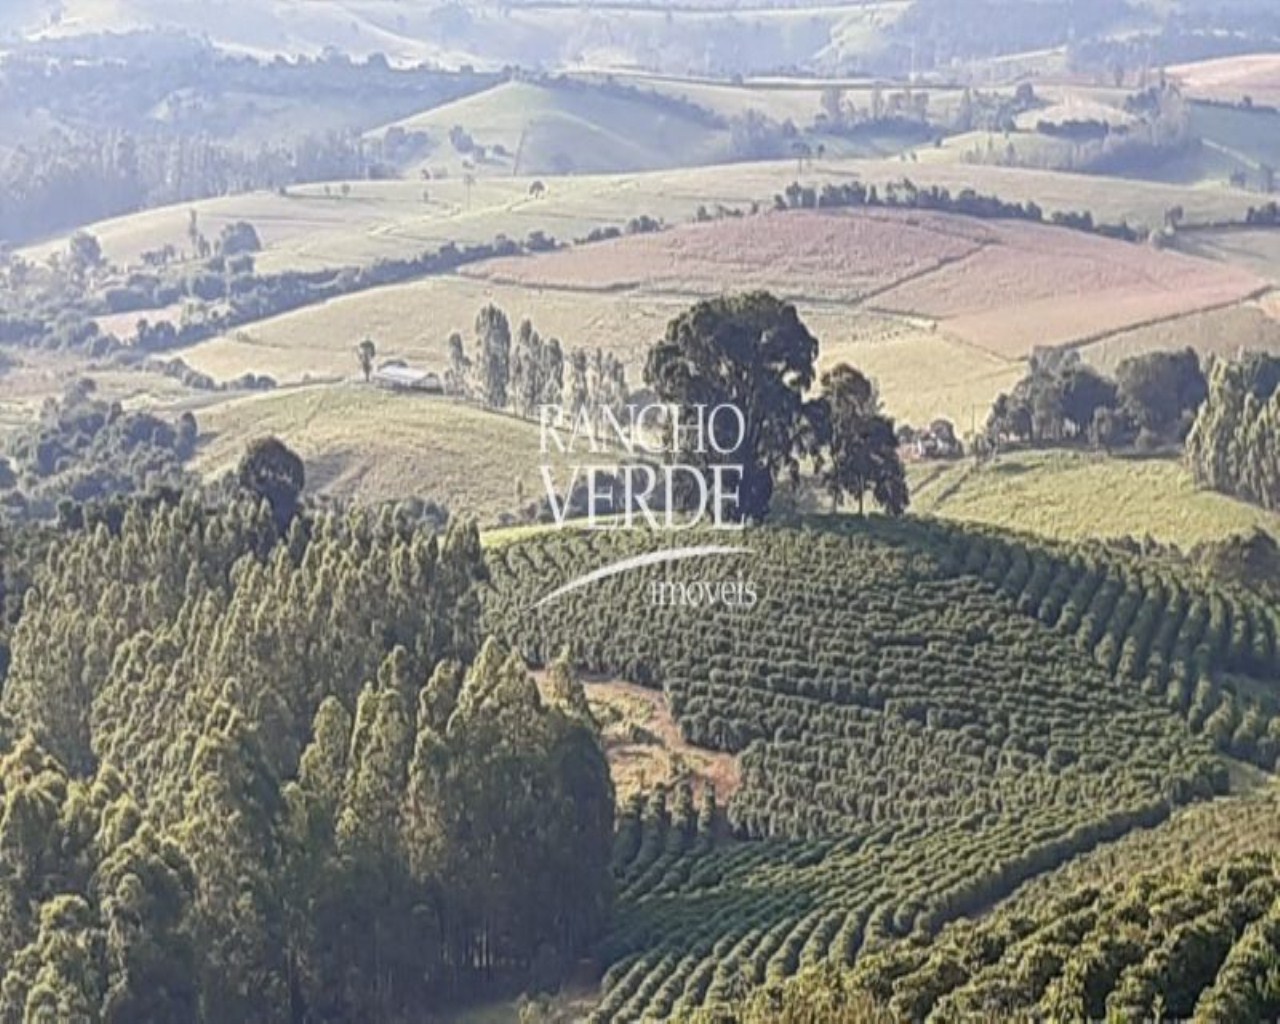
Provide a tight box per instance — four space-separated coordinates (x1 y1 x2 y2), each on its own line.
377 79 734 177
911 450 1280 549
483 519 1280 1020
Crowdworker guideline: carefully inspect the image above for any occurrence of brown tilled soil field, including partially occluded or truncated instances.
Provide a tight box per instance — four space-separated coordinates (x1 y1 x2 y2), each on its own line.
875 220 1265 357
463 208 989 301
463 208 1265 360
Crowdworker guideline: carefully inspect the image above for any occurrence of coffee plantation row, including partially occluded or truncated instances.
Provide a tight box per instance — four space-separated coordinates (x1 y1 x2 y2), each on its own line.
482 518 1279 1019
848 851 1280 1021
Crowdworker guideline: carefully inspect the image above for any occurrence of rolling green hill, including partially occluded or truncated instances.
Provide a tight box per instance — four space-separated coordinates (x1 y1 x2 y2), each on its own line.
190 384 570 523
911 449 1280 549
481 517 1280 1020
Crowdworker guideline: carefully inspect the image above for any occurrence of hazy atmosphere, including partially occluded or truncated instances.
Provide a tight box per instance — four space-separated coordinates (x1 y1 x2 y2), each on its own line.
0 1 1279 1022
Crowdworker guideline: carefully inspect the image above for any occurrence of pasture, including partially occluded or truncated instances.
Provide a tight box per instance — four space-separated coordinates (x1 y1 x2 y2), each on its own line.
191 383 574 522
171 204 1267 432
911 448 1280 549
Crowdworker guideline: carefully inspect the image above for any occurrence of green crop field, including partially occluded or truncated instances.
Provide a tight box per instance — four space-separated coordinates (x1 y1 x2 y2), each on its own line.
848 850 1280 1019
910 449 1280 549
481 519 1280 1021
998 766 1280 916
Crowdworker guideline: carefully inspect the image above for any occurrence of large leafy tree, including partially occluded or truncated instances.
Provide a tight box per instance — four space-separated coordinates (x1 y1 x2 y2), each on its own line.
818 363 909 516
645 292 824 522
237 436 305 530
1116 347 1207 439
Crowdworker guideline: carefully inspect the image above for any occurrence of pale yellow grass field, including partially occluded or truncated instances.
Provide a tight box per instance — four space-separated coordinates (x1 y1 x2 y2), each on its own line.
1170 54 1280 108
192 384 579 521
1080 299 1280 375
913 449 1279 549
180 266 1019 428
911 129 1079 171
179 275 689 384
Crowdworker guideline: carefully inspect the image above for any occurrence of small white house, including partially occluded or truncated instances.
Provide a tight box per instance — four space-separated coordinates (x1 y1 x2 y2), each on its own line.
371 365 444 394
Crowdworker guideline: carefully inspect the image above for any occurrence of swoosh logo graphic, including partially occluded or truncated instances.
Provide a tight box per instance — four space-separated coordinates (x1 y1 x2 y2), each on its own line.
529 545 748 610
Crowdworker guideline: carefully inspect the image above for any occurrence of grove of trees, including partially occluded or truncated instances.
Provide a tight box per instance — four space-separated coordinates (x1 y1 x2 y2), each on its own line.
986 347 1208 451
1186 352 1280 512
0 477 615 1021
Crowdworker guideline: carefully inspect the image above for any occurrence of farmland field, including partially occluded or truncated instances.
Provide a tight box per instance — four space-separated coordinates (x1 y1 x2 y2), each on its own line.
6 9 1280 1021
1171 54 1280 108
170 204 1271 435
1179 227 1280 282
465 208 1267 357
1080 299 1280 376
22 155 1263 277
998 766 1280 916
482 519 1280 1020
465 208 988 300
910 449 1280 549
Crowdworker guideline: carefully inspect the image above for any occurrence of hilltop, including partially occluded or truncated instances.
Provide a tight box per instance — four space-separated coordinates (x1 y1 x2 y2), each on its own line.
191 384 569 523
373 79 735 177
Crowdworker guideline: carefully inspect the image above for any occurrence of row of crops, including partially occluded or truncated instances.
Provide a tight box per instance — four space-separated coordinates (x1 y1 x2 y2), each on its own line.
849 852 1280 1022
482 518 1280 1020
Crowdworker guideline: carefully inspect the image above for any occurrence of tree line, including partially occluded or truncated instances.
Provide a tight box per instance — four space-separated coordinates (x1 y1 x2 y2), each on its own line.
984 346 1208 452
774 178 1142 243
444 303 630 428
0 40 493 246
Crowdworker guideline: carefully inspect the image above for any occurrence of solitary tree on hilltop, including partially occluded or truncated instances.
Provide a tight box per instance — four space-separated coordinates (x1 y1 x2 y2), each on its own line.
646 292 825 523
